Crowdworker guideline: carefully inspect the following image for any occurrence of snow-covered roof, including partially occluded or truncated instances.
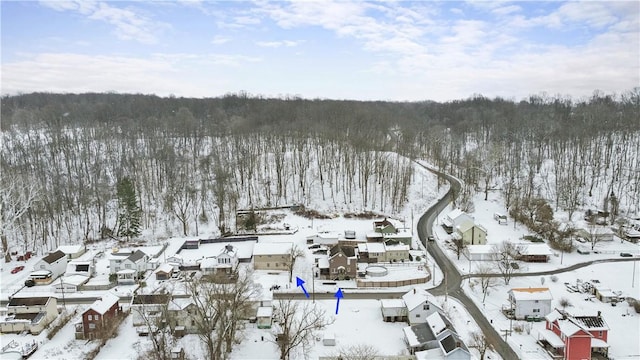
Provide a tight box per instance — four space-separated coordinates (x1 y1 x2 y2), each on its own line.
253 242 292 256
168 298 194 311
415 348 446 360
591 338 609 348
385 244 410 251
466 245 494 254
200 257 218 269
56 244 84 254
366 243 386 254
403 326 421 347
519 244 553 256
509 287 553 301
385 229 412 239
88 292 120 315
426 312 447 335
257 306 273 318
154 263 174 274
402 288 431 311
30 270 52 277
538 329 565 348
545 309 563 323
558 319 583 336
380 299 405 309
446 209 464 221
366 231 383 238
117 269 136 274
56 275 89 286
317 257 329 269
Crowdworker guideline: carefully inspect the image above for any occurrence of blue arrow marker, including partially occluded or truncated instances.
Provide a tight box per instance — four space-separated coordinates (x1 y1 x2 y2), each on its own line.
334 288 343 314
296 277 310 298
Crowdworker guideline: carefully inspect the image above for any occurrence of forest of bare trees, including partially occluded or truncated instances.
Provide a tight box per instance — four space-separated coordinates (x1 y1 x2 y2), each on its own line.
1 89 639 256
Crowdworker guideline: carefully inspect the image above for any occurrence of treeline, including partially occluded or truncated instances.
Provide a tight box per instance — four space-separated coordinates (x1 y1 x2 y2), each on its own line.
1 89 639 256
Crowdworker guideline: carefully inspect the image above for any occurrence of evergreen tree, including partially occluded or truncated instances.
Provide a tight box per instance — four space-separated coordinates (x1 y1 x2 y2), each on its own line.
116 177 142 241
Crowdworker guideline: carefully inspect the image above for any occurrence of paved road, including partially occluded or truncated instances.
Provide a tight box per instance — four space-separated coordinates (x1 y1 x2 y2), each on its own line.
417 166 520 360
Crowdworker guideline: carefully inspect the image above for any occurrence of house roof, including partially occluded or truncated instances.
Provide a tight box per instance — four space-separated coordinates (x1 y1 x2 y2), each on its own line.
374 218 394 228
509 287 553 301
426 312 447 335
126 250 146 263
218 244 237 257
200 257 218 269
574 315 608 330
253 242 292 256
8 297 53 307
168 298 194 311
88 293 120 315
439 331 468 355
154 263 174 274
257 306 273 317
466 245 494 254
446 209 464 221
132 293 170 305
56 245 84 254
381 299 406 309
538 328 565 348
519 244 553 256
402 288 431 311
42 250 66 264
366 243 386 254
329 245 355 258
403 324 427 347
558 319 583 337
317 257 329 269
55 275 90 286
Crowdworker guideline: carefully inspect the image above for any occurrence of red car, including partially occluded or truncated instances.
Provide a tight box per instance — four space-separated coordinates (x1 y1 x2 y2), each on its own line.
11 265 25 274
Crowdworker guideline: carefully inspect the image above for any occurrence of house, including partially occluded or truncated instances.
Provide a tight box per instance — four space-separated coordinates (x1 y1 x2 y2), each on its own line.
384 244 410 262
508 287 553 320
517 244 553 263
170 347 185 360
384 228 413 246
131 293 171 327
328 245 357 280
53 275 90 293
66 260 93 277
33 250 68 281
403 288 438 325
538 309 609 360
166 254 184 266
76 293 121 339
623 227 640 243
199 244 239 276
455 221 487 245
365 231 385 242
593 286 618 303
182 239 201 249
253 242 292 271
167 298 198 335
374 218 397 234
154 263 174 280
441 209 474 234
256 306 273 329
576 227 615 243
0 297 58 335
28 270 55 285
414 330 471 359
120 250 149 273
323 332 336 346
380 299 407 322
463 245 494 261
56 244 86 259
306 232 339 245
357 243 385 263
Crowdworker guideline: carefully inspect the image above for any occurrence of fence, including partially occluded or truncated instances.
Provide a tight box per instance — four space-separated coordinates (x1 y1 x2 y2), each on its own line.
357 275 430 288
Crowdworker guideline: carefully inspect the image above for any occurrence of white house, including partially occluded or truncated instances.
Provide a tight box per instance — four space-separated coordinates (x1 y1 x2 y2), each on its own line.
167 298 197 335
131 293 171 327
33 250 68 280
253 242 293 271
1 297 58 335
256 306 273 329
464 245 494 261
121 250 149 273
381 299 407 322
442 209 474 234
508 287 553 320
403 288 438 325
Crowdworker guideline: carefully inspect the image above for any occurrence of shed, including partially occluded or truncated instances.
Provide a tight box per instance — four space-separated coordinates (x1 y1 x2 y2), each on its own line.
154 263 174 280
464 245 494 261
256 306 273 329
594 286 618 303
323 332 336 346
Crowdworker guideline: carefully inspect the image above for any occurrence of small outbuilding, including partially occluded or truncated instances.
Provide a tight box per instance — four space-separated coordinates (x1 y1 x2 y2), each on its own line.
256 306 273 329
322 332 336 346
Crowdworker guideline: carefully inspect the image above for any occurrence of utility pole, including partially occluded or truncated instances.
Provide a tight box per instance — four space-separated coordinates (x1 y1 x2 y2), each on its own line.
312 265 316 303
444 273 448 302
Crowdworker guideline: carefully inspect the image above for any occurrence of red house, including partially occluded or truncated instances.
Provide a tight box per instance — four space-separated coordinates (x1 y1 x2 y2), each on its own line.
538 309 609 360
76 293 121 339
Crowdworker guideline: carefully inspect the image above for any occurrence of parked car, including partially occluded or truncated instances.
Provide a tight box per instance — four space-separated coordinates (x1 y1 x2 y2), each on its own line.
11 265 25 274
620 252 633 257
428 235 435 242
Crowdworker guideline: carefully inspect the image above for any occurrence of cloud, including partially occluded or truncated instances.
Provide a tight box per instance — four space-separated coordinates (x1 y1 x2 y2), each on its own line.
1 52 262 96
211 35 231 45
255 40 302 48
39 0 168 44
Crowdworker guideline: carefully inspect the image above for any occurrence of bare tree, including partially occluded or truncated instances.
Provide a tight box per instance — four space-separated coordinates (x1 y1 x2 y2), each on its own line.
333 343 380 360
272 298 333 360
288 244 306 283
475 263 498 303
135 302 175 360
1 180 39 262
469 330 493 360
491 241 524 285
184 268 257 359
447 238 465 260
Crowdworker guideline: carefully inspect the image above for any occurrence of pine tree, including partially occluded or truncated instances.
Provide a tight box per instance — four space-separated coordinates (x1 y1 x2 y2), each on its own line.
116 177 142 241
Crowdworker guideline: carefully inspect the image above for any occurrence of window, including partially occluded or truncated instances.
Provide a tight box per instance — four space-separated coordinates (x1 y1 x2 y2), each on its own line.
96 315 100 321
267 263 270 267
423 304 430 311
534 300 539 303
416 314 420 318
40 265 46 269
125 264 132 269
88 315 92 321
533 309 540 313
347 267 350 272
598 331 603 338
89 323 96 329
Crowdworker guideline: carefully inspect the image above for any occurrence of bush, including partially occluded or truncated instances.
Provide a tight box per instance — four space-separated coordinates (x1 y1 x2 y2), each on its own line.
550 275 558 283
633 299 640 314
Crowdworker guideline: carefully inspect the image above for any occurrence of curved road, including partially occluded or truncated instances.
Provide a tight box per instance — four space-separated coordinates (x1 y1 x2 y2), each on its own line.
417 166 521 360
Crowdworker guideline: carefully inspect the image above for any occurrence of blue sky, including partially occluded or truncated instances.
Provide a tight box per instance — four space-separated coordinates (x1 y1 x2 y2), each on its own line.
1 1 638 101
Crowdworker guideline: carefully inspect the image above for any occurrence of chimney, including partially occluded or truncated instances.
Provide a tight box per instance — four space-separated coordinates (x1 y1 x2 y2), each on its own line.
413 288 416 294
456 341 461 348
597 311 601 318
225 244 233 252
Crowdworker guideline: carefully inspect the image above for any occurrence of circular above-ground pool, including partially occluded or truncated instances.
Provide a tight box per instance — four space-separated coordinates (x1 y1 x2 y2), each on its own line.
366 265 388 277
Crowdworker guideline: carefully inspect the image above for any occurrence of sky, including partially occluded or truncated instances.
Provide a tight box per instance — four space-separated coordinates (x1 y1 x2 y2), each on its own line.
1 0 639 102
